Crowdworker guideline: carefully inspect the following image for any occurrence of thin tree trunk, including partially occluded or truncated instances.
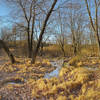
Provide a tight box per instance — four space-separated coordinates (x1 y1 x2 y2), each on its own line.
30 8 35 58
72 29 77 56
95 31 100 56
61 47 65 57
94 0 100 56
31 0 58 63
73 45 77 56
40 42 44 56
27 23 31 58
0 40 15 64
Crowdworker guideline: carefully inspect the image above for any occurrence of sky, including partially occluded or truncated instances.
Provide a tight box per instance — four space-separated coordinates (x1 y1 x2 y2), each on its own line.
0 0 64 28
0 0 12 30
0 0 68 17
0 0 96 34
0 0 10 17
0 0 87 38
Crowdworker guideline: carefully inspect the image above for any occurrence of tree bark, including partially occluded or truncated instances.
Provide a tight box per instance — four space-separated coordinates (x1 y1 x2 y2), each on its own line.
27 23 31 58
31 0 58 63
30 7 36 58
61 47 65 57
0 40 15 64
94 0 100 56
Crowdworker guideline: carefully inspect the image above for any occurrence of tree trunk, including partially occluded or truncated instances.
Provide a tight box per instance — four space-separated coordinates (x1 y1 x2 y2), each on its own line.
27 23 31 58
95 31 100 56
72 32 77 56
30 8 35 58
62 47 65 57
73 45 77 56
94 0 100 56
31 0 58 63
0 40 15 64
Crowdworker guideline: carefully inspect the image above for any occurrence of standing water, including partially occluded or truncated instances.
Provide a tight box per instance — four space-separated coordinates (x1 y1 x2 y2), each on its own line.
44 59 64 79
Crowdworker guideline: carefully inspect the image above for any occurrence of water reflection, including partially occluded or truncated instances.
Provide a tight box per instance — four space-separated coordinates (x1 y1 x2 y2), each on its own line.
44 60 63 79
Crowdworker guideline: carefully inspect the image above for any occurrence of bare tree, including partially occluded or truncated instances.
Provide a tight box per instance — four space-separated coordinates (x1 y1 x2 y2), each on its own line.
31 0 58 63
18 0 36 58
0 27 12 41
56 34 67 57
66 1 85 55
7 0 36 58
85 0 100 56
56 11 67 57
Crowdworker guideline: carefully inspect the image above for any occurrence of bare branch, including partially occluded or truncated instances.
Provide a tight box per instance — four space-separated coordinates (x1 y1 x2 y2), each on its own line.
85 0 95 31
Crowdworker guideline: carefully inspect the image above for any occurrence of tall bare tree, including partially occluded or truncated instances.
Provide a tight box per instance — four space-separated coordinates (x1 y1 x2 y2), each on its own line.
56 10 66 57
31 0 58 63
66 1 85 55
85 0 100 56
7 0 36 58
18 0 36 58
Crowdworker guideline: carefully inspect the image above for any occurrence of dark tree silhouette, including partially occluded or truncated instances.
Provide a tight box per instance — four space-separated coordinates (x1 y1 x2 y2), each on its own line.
0 40 15 64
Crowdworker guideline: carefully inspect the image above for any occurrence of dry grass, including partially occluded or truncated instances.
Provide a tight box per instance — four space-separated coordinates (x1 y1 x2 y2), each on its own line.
0 57 100 100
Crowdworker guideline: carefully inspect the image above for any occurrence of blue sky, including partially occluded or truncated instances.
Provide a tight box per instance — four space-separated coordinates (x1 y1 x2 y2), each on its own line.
0 0 66 17
0 0 12 29
0 0 63 27
0 0 95 31
0 0 10 17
